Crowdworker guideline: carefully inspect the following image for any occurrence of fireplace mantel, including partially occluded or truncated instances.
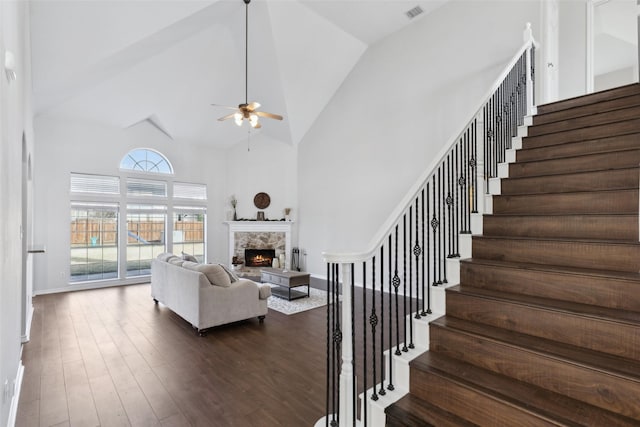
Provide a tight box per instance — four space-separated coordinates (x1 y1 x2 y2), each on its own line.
224 221 294 269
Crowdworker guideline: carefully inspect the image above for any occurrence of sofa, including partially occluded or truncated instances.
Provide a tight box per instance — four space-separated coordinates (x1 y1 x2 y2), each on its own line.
151 253 271 335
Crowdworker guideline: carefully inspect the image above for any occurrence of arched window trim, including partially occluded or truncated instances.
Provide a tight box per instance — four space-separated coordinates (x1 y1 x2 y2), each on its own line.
119 148 174 175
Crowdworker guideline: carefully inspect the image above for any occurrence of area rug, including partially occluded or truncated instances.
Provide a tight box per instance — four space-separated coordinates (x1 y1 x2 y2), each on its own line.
266 284 329 315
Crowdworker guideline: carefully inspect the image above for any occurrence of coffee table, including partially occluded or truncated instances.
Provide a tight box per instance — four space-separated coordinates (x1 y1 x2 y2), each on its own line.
260 268 310 301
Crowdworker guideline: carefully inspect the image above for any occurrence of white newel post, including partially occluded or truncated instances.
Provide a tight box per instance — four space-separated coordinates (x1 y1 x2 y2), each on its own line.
339 262 355 427
524 22 537 117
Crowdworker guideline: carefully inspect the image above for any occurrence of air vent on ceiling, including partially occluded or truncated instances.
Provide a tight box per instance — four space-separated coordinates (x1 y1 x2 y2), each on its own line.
405 5 424 19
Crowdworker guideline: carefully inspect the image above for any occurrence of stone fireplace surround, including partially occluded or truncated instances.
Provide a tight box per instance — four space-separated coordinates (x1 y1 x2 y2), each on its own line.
224 221 293 272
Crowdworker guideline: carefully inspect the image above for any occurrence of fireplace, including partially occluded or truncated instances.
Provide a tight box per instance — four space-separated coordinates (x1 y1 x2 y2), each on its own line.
245 249 276 267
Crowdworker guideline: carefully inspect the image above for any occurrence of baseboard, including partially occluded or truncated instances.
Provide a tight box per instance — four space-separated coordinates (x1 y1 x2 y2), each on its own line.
6 363 24 427
33 278 149 296
21 304 33 343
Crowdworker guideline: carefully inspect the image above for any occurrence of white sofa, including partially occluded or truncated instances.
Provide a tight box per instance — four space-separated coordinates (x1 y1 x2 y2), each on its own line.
151 253 271 335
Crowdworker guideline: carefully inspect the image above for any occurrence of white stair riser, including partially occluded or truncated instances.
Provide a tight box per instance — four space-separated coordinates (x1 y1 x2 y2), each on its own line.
498 163 509 178
489 177 501 195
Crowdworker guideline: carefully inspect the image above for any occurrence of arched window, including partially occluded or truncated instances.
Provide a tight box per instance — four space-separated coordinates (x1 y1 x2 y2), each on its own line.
120 148 173 174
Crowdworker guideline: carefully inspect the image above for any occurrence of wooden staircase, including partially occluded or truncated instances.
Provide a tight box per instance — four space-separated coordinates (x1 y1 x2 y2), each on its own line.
386 82 640 426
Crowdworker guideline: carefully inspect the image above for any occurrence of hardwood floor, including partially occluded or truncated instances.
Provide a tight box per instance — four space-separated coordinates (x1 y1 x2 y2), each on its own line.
16 284 329 426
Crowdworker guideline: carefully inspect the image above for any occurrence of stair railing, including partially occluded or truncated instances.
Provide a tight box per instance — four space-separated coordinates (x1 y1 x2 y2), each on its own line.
317 24 538 427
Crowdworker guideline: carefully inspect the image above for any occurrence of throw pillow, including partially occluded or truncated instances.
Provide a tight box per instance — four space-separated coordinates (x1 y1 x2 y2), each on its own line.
181 252 199 263
219 264 239 283
183 263 232 287
157 252 176 262
168 257 185 267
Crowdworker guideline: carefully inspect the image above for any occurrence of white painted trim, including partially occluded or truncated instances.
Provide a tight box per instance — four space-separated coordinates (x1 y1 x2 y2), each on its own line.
7 363 24 427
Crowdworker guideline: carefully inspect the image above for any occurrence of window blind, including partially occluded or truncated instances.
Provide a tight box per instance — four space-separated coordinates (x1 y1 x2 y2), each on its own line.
70 173 119 195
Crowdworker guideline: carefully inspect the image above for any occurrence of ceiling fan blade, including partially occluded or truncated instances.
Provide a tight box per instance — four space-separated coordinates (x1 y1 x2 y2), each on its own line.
246 101 261 111
218 113 237 121
255 111 283 121
211 104 238 110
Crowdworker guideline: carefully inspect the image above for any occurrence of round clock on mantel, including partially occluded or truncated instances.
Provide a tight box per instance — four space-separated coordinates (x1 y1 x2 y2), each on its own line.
253 192 271 209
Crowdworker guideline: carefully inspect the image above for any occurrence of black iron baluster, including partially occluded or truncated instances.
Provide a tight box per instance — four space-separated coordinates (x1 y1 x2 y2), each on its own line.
402 214 408 353
379 245 386 396
459 134 468 234
325 263 331 427
362 261 367 426
421 187 430 316
350 264 356 427
387 234 395 391
446 154 454 258
471 119 478 213
431 177 439 286
370 257 379 401
408 208 414 349
465 128 472 232
491 92 497 178
393 225 401 356
453 144 460 255
414 195 422 321
441 165 448 284
334 263 341 427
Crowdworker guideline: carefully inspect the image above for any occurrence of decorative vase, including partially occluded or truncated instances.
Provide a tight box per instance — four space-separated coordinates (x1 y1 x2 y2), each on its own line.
233 208 237 221
279 254 285 269
272 258 280 268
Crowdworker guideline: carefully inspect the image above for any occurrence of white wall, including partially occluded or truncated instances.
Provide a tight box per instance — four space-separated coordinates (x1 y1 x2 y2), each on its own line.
0 1 34 425
224 134 298 223
297 0 542 276
32 116 230 293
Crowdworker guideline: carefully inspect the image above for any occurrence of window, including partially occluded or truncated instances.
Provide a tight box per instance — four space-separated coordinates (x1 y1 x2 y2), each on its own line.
70 150 207 284
126 204 167 277
173 207 206 262
70 203 118 282
120 148 173 174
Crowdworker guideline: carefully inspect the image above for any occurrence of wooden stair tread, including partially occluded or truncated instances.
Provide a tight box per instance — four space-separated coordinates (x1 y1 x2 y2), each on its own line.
516 133 640 162
461 258 640 283
411 351 639 427
508 149 640 178
534 93 640 126
449 284 640 327
431 315 640 382
492 189 639 215
536 83 640 115
473 234 640 247
499 166 640 195
528 105 640 137
516 133 640 163
521 117 640 149
385 394 477 427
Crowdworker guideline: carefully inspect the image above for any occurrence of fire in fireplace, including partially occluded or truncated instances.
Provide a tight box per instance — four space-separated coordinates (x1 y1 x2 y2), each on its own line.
245 249 276 267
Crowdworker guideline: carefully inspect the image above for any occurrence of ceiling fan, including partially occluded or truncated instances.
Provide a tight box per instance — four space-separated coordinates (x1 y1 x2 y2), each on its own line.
213 0 283 129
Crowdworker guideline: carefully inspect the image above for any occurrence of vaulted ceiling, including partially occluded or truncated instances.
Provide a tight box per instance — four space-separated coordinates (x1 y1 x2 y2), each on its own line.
30 0 447 148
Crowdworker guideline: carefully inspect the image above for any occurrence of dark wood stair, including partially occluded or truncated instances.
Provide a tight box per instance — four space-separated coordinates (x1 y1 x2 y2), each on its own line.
386 83 640 426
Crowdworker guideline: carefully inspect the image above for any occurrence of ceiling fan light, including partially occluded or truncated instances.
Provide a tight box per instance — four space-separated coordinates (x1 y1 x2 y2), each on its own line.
249 113 259 127
234 112 244 126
